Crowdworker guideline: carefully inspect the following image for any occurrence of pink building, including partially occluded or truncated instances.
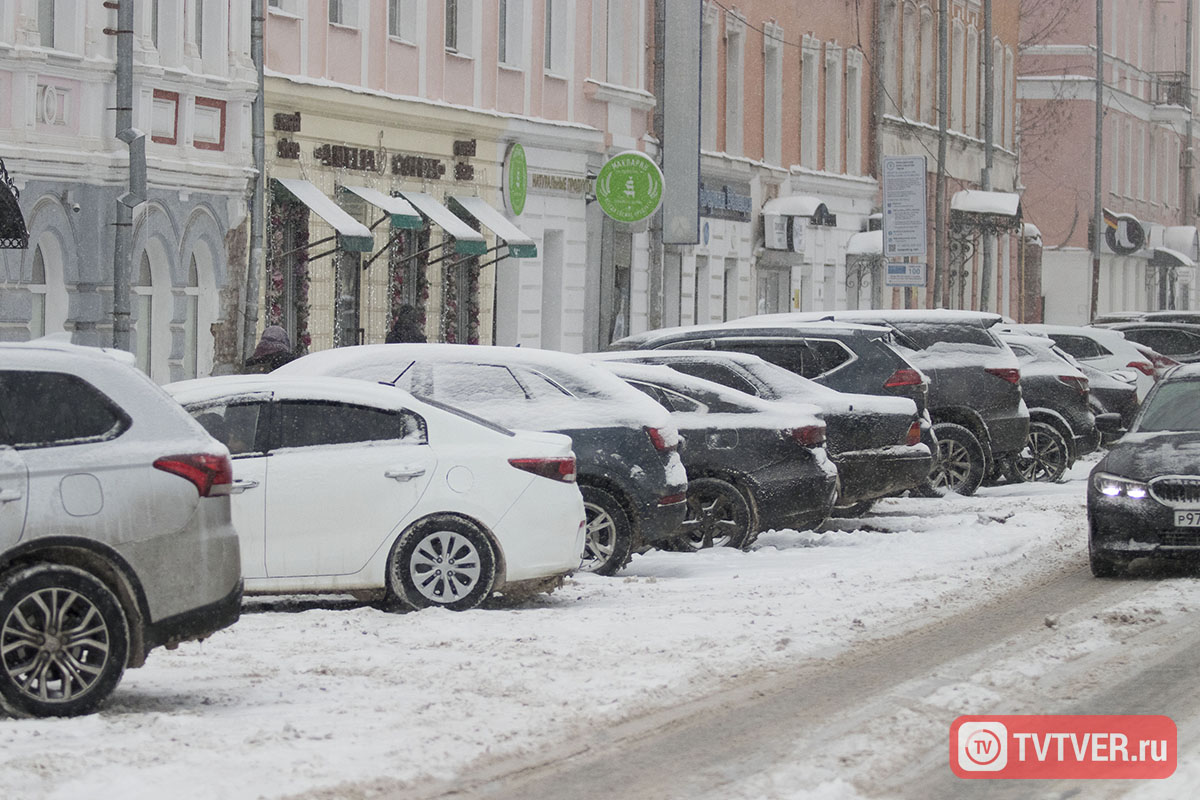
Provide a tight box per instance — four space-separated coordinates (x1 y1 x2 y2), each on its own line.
1020 0 1197 321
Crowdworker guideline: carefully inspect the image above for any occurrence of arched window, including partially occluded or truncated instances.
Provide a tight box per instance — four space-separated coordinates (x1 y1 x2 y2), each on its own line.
184 255 200 378
29 245 47 338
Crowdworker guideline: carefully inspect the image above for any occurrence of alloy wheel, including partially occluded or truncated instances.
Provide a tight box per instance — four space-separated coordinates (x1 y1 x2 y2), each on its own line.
407 530 483 605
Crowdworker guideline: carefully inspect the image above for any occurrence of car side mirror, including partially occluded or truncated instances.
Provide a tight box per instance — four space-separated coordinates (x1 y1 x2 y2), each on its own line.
1094 413 1125 436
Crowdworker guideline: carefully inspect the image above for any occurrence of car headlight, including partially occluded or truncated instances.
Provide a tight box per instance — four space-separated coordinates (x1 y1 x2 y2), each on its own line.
1093 472 1149 499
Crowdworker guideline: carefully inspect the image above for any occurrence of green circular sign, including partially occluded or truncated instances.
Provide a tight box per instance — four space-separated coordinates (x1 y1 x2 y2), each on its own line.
595 151 664 223
504 143 527 216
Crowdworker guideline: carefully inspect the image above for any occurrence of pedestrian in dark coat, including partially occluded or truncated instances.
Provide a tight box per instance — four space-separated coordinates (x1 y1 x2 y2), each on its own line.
244 325 296 373
386 305 427 343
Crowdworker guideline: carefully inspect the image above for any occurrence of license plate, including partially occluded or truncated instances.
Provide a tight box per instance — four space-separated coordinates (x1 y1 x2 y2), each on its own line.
1176 510 1200 528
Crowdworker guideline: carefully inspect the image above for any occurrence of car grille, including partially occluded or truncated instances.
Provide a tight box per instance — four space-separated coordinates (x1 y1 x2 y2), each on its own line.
1162 531 1200 547
1150 477 1200 506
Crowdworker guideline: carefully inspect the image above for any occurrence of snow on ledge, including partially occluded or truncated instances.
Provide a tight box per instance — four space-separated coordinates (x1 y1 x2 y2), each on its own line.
951 189 1021 217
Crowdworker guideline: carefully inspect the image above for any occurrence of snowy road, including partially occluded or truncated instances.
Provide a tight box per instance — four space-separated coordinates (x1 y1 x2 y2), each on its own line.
4 460 1200 799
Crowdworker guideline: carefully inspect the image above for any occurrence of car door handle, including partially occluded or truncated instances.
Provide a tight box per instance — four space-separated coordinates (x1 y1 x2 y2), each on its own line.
385 466 426 481
211 479 259 496
0 489 22 504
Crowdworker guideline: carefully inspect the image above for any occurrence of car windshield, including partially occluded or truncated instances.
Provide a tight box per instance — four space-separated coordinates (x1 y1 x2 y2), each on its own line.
1136 379 1200 432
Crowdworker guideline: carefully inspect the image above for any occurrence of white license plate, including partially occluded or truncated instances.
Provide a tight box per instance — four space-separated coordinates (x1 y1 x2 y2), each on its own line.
1176 510 1200 528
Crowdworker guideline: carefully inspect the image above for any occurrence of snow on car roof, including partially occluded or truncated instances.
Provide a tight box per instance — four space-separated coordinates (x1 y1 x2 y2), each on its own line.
165 374 426 410
746 309 1005 326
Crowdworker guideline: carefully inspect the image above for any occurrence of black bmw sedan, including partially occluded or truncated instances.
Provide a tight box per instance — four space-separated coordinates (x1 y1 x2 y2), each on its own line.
1087 363 1200 576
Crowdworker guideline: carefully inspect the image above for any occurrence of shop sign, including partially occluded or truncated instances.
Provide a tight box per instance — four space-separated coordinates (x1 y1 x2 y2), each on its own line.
273 111 301 132
1103 208 1146 255
504 143 528 215
699 181 752 222
529 172 589 196
596 151 664 223
885 262 927 287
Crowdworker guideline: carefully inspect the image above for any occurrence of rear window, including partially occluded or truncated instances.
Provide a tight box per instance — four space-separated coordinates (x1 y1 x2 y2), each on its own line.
891 322 1000 350
666 362 761 397
1048 334 1110 360
0 371 129 448
1123 328 1200 357
277 401 425 448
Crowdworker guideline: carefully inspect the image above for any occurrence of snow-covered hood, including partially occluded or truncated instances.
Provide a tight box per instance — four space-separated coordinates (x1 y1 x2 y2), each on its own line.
1097 431 1200 478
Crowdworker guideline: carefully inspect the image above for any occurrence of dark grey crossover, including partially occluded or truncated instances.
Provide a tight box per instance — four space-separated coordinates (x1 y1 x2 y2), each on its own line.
1088 364 1200 576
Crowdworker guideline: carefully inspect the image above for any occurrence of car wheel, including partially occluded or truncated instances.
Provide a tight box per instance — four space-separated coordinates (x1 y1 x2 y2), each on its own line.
579 486 634 576
834 498 877 517
0 565 130 718
1009 422 1070 483
1089 536 1126 578
917 423 986 497
674 477 756 551
387 518 496 611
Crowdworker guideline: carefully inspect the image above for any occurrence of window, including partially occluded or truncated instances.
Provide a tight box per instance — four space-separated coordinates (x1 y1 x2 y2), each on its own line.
0 372 127 449
801 37 820 168
38 0 55 48
278 402 424 449
920 10 934 124
694 255 710 323
951 21 964 132
417 363 530 403
544 0 564 73
670 362 760 397
446 0 472 54
1137 379 1200 432
700 9 717 150
446 0 458 50
901 3 917 118
329 0 344 24
966 28 978 137
190 402 266 456
724 16 745 156
891 322 1000 349
29 246 47 339
825 45 843 171
151 0 160 49
846 50 863 175
194 0 204 57
1125 328 1200 357
1047 334 1110 360
763 24 783 165
184 256 200 379
498 0 524 66
134 253 154 375
723 257 738 321
756 267 789 315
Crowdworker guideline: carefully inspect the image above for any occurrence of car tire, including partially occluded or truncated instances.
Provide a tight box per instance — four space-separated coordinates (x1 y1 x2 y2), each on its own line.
673 477 756 551
834 498 877 517
915 423 986 497
0 565 130 718
579 486 635 576
386 517 497 611
1008 422 1071 484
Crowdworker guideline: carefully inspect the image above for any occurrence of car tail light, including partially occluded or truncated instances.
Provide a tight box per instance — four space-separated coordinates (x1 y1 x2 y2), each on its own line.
985 367 1021 384
658 492 687 506
1056 375 1089 395
1126 360 1155 377
154 453 233 497
904 420 922 446
645 426 677 453
788 424 826 447
508 456 577 483
884 368 923 388
1139 349 1179 380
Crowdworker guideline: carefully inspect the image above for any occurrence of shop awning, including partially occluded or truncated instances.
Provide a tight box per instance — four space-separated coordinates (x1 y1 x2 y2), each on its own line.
846 230 882 256
274 178 374 252
397 191 488 255
339 185 423 230
762 195 837 226
447 195 538 258
950 190 1021 217
1164 225 1199 261
1150 247 1194 268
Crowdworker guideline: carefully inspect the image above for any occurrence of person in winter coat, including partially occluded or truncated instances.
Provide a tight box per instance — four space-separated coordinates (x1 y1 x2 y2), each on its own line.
244 325 296 373
385 304 427 343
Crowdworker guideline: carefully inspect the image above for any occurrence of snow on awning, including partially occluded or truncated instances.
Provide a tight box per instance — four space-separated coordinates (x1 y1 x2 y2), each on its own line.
762 195 837 226
1164 226 1199 261
1150 247 1194 268
396 192 488 255
447 195 538 258
950 190 1021 217
846 230 882 256
1022 223 1043 241
273 178 374 252
339 185 423 230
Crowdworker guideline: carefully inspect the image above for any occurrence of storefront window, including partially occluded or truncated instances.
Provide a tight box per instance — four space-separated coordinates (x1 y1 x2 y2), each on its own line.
267 188 311 353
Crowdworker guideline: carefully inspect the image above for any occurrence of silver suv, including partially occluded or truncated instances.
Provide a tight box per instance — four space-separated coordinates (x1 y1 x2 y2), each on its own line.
0 340 242 717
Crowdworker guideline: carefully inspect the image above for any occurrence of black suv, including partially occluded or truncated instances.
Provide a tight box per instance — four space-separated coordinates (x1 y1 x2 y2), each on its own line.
736 310 1029 496
1099 322 1200 364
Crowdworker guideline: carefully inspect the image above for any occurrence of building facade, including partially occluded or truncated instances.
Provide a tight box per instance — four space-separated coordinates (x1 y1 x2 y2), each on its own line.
1019 0 1197 323
0 0 257 380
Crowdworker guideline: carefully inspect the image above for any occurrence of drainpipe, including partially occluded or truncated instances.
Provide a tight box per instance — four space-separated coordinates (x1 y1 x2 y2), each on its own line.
980 0 994 312
243 0 266 363
110 0 143 352
1090 0 1104 322
934 0 948 308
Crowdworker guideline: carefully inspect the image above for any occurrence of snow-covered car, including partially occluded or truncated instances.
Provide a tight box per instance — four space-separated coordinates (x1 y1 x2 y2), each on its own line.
275 345 687 576
1087 363 1200 576
0 340 242 717
1000 323 1156 400
165 376 585 611
590 349 931 515
599 362 839 549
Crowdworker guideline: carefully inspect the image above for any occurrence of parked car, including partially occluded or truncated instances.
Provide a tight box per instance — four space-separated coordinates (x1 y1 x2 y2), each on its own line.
598 362 839 549
590 349 931 514
1087 363 1200 576
0 340 242 717
1098 322 1200 364
609 320 934 448
1092 310 1200 325
1000 322 1156 400
276 345 687 576
1076 361 1139 444
165 376 586 611
745 310 1029 497
999 334 1100 483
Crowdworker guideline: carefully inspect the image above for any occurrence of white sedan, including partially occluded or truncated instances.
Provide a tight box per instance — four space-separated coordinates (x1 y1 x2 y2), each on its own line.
165 376 586 611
